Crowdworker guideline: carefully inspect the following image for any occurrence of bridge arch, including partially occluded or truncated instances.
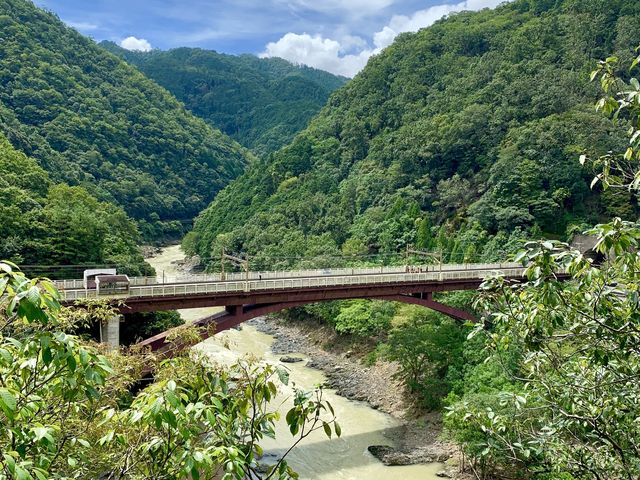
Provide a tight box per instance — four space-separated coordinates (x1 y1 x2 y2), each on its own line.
54 262 527 355
137 293 476 355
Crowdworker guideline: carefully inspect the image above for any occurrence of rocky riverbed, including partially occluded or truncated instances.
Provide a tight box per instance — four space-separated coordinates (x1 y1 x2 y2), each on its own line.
145 245 468 478
249 317 466 478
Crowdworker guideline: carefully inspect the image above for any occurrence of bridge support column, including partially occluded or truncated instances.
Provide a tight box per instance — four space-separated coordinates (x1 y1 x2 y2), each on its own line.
101 315 121 349
225 305 243 316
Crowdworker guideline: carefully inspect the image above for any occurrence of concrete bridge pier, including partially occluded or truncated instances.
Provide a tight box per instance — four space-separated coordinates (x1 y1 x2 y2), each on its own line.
101 315 121 348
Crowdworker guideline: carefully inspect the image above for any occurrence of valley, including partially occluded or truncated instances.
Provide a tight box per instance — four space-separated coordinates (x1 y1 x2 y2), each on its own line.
1 0 640 478
146 246 448 480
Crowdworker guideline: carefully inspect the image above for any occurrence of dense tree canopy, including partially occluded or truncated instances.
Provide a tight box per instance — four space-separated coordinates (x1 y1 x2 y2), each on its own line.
0 133 151 275
186 0 640 267
102 43 347 156
0 0 251 240
444 43 640 479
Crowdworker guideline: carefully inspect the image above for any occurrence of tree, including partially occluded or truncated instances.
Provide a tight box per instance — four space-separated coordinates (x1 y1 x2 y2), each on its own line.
100 43 346 156
385 308 468 410
332 300 394 337
0 0 251 240
0 134 151 276
415 217 433 250
446 48 640 479
187 0 640 272
0 262 340 479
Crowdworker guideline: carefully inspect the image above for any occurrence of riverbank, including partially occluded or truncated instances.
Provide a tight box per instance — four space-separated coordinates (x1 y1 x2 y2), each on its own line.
250 316 466 478
145 245 465 478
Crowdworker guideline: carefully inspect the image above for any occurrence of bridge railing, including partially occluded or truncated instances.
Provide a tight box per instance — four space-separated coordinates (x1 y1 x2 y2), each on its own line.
172 265 417 283
170 262 522 283
54 263 523 290
53 276 159 290
57 264 526 302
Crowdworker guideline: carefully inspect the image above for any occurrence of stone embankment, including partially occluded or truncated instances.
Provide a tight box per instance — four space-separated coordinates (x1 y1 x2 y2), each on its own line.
250 317 466 479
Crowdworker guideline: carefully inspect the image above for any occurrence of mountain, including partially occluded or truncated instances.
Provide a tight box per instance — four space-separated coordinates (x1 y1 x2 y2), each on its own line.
185 0 640 268
0 132 150 275
101 43 347 155
0 0 251 240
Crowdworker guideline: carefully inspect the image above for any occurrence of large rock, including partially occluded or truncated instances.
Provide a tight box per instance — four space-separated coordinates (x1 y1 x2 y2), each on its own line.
367 446 411 466
280 356 304 363
367 445 395 462
368 445 451 466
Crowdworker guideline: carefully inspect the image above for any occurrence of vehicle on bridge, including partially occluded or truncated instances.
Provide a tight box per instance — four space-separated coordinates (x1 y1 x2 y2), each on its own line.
95 274 130 296
83 268 118 289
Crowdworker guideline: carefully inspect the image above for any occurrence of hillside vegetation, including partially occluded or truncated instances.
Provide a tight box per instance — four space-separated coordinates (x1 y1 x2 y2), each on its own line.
183 4 640 475
186 0 640 268
0 0 251 240
0 133 150 275
102 44 347 155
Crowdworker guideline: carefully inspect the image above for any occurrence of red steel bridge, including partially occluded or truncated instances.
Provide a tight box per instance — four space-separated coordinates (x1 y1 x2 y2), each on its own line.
55 262 526 353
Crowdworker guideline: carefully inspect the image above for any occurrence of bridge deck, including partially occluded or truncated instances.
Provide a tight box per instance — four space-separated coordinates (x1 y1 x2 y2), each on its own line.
57 262 525 304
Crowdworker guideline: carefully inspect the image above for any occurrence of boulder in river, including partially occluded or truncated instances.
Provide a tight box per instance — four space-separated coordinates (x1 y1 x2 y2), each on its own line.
367 445 412 466
368 445 395 460
368 444 451 466
280 356 304 363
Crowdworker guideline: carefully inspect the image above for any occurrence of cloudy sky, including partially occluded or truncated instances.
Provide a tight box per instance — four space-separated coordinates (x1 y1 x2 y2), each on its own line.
35 0 506 77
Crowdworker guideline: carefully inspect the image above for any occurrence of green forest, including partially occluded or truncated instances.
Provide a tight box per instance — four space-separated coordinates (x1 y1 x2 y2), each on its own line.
0 133 150 274
102 43 347 155
0 0 251 240
186 0 640 268
180 0 640 477
3 0 640 477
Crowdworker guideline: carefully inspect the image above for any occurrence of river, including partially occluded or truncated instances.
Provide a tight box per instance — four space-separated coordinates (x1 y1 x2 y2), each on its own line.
147 245 443 480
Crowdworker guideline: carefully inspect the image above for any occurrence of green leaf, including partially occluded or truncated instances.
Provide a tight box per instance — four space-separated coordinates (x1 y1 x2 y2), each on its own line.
66 354 77 372
0 388 17 418
276 366 290 386
14 465 31 480
3 453 16 472
33 469 48 480
41 346 52 366
191 466 200 480
0 348 13 365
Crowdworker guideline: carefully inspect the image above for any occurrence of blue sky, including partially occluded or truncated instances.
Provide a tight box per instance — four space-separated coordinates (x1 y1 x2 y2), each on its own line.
35 0 506 76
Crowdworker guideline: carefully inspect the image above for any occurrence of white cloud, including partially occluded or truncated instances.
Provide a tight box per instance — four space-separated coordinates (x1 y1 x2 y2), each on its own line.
339 34 368 53
120 36 152 52
261 0 508 77
261 33 371 77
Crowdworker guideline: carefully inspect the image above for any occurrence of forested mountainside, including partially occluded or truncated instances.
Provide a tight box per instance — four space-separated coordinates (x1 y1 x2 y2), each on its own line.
0 0 251 240
186 0 640 268
0 133 150 274
101 43 347 155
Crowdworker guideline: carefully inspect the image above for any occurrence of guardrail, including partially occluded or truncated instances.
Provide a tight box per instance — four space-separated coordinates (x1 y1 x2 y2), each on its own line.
54 276 159 290
57 264 525 302
173 262 521 282
54 262 522 289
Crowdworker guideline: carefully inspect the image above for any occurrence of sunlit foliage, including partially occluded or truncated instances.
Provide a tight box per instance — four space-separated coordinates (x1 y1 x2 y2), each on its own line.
0 262 340 479
0 0 251 240
445 47 640 479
